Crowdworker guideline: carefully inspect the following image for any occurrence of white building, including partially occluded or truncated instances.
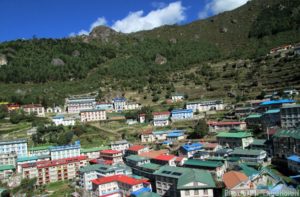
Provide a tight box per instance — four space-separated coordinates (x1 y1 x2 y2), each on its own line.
22 104 45 117
80 109 106 122
124 102 140 110
52 115 76 126
208 121 247 133
0 152 17 166
110 140 129 153
152 112 170 127
171 93 185 102
171 109 193 121
186 100 224 112
66 97 96 114
0 139 28 157
112 97 127 111
49 141 80 160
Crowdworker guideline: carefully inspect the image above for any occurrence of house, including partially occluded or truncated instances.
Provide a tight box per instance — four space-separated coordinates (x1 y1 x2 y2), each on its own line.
125 155 150 168
22 104 45 117
183 159 226 179
100 150 123 165
235 107 252 118
28 145 50 156
112 97 127 111
216 131 253 149
95 102 114 111
272 128 300 158
124 102 140 110
66 97 96 114
196 143 222 159
245 114 262 130
223 171 252 197
171 93 185 102
258 99 295 111
249 139 267 151
0 165 15 180
261 109 281 131
280 104 300 128
52 115 76 126
80 109 106 122
91 175 152 197
0 152 17 167
151 154 176 166
139 114 146 123
186 100 224 113
166 132 185 142
141 130 155 143
20 156 88 185
287 155 300 173
80 146 109 160
79 164 132 191
208 121 247 133
179 143 203 158
7 103 20 112
17 155 51 173
50 141 80 160
269 44 292 54
152 111 170 127
174 156 188 167
46 106 62 113
110 140 129 153
139 150 169 159
154 166 216 197
125 145 149 156
171 109 193 121
0 139 27 157
230 148 267 163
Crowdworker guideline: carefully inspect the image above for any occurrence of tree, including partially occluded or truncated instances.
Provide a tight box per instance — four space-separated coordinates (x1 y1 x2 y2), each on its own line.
97 88 104 101
138 106 153 122
0 105 8 119
9 111 24 124
189 120 208 139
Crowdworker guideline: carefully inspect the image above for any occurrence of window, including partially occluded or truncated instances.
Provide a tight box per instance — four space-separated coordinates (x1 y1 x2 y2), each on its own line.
203 189 208 195
185 190 190 196
194 190 199 195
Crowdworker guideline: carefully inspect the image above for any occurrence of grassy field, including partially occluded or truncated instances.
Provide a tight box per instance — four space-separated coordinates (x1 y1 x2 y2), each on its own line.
45 181 73 197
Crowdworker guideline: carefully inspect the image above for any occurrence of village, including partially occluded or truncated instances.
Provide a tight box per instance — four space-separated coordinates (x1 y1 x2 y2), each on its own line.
0 76 299 197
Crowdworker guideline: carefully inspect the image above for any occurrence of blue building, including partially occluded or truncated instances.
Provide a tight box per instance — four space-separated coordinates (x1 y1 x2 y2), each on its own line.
0 139 28 157
179 143 203 158
166 132 185 142
287 155 300 173
95 102 114 111
112 97 127 111
259 99 295 111
50 141 81 160
171 109 193 121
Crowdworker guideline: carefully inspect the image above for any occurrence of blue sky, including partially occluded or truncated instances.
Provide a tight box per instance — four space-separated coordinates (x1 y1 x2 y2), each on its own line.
0 0 249 42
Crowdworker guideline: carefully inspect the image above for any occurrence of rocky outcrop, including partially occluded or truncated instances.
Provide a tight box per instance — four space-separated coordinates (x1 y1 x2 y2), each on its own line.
89 26 119 42
51 58 65 66
155 54 167 65
0 54 7 66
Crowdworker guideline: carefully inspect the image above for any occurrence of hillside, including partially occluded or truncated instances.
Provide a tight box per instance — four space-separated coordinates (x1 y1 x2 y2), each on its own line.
0 0 299 106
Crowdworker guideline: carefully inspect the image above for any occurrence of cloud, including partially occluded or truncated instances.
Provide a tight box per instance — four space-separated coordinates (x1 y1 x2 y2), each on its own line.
70 17 107 36
198 0 249 19
112 1 185 33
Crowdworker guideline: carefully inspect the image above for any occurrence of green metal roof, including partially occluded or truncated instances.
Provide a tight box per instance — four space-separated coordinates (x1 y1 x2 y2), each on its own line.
154 166 216 189
232 148 265 156
251 139 266 146
126 155 149 162
239 163 259 177
29 145 50 151
140 163 161 171
217 131 252 138
264 109 280 114
206 156 225 162
80 146 109 153
79 164 104 173
0 165 15 171
246 114 262 119
184 159 223 168
273 128 300 139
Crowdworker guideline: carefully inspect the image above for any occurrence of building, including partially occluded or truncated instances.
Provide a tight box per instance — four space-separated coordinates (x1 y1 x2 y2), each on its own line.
95 102 114 111
186 100 224 113
66 97 96 114
100 150 123 165
52 115 76 126
79 164 132 191
230 148 267 163
28 145 50 156
6 103 20 112
272 128 300 158
80 109 106 122
171 93 185 102
154 165 216 197
208 121 247 133
151 155 176 166
124 102 140 110
280 104 300 128
17 155 50 173
0 152 17 166
152 112 170 127
183 159 226 179
49 141 81 160
0 139 27 157
179 143 203 158
141 130 155 143
171 109 193 121
139 114 146 123
22 104 45 117
125 155 150 168
261 109 281 131
196 143 222 159
258 99 295 111
223 171 251 197
166 132 185 142
91 175 152 197
110 140 129 153
46 106 62 113
80 146 109 160
112 97 127 111
125 145 149 156
245 114 262 130
235 107 252 118
216 131 253 149
0 165 15 180
287 155 300 173
139 150 169 159
20 156 88 185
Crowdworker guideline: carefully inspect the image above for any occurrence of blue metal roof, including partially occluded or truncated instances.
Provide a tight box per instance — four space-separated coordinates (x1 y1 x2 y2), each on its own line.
113 97 126 102
163 141 172 144
53 115 64 119
171 109 193 114
182 143 203 151
264 109 280 114
167 132 184 137
131 187 152 196
260 99 295 106
287 155 300 163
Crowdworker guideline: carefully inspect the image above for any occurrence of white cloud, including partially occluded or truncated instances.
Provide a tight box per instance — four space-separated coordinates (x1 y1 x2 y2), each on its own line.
112 1 185 33
198 0 249 19
70 17 107 36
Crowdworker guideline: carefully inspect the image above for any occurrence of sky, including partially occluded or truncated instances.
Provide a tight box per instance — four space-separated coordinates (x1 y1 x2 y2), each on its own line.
0 0 249 42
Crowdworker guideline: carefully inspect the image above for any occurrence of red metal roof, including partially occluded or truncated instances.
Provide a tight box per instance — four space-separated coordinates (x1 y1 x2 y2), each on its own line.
142 129 153 135
127 145 145 152
21 155 87 169
139 150 169 159
101 149 122 155
207 121 245 126
152 111 170 116
22 104 43 108
153 154 176 161
92 175 149 186
203 143 218 149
